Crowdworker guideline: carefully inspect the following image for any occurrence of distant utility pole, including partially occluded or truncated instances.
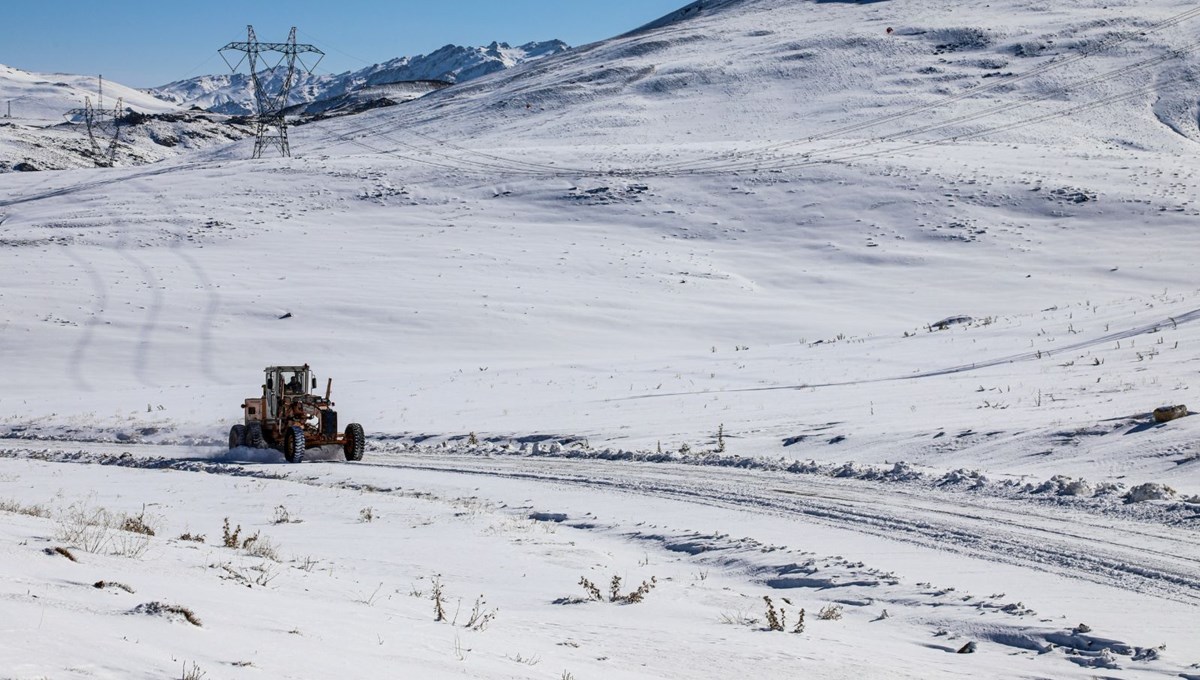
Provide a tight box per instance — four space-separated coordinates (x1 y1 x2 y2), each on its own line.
220 26 323 159
63 75 125 167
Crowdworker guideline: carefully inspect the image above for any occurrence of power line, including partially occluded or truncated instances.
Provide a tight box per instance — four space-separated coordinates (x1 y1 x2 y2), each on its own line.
63 75 125 168
220 25 324 158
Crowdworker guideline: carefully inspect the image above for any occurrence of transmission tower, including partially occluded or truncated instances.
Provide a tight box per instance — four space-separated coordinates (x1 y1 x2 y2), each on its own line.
220 26 323 159
63 75 125 167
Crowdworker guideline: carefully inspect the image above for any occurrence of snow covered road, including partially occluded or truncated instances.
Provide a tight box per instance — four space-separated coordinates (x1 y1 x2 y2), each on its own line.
4 439 1199 677
6 439 1198 606
359 450 1200 604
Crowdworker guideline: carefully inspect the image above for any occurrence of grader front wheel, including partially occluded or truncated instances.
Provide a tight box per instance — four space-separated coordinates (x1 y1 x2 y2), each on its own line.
284 426 306 464
344 423 365 461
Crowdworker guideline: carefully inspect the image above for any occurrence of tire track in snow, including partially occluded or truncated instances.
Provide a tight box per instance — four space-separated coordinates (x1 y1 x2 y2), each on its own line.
0 161 219 210
361 453 1200 605
114 245 164 387
4 440 1198 604
172 248 223 384
621 306 1200 400
62 247 108 392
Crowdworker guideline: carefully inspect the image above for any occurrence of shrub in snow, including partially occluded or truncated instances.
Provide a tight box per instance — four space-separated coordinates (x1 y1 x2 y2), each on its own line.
579 577 603 601
222 518 241 548
579 575 657 604
131 601 202 627
1124 483 1177 503
45 546 78 562
763 596 784 631
817 604 844 620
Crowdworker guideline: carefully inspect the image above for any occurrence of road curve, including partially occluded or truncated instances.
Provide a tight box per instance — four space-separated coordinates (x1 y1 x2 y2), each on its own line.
362 450 1200 605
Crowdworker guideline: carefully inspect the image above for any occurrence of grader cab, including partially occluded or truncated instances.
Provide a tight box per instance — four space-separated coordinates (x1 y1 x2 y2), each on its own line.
229 364 365 463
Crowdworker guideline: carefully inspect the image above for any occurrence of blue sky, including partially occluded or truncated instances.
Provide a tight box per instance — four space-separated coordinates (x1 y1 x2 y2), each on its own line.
1 0 687 87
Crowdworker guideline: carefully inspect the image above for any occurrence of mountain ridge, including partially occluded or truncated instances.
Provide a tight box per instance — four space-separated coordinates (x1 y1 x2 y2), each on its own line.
152 39 570 115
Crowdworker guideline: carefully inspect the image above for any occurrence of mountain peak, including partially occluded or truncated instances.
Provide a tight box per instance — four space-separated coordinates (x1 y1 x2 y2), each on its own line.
152 39 570 115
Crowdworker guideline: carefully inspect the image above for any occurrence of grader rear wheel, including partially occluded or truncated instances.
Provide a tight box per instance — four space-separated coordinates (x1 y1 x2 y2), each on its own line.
228 424 246 450
246 421 265 449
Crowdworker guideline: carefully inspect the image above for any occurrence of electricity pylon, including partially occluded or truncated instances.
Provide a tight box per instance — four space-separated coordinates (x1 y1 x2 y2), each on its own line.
63 75 125 167
220 26 323 158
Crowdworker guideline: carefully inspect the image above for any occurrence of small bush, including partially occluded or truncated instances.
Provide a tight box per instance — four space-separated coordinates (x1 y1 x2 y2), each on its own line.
793 608 806 634
119 506 157 536
579 577 603 601
55 503 114 553
359 507 375 523
763 596 805 633
718 610 758 626
111 531 151 559
464 596 498 631
0 498 50 518
764 596 784 631
181 661 206 680
133 601 202 627
580 575 657 604
177 532 206 543
222 518 241 548
241 531 280 561
54 502 152 558
622 577 657 604
817 604 844 621
432 576 446 622
45 546 78 562
272 505 299 524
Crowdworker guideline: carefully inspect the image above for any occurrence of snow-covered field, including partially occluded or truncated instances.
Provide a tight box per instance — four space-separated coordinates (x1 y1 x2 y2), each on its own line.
2 0 1200 677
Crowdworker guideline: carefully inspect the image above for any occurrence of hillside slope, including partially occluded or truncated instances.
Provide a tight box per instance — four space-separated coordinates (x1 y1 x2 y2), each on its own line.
1 0 1199 486
342 0 1200 152
3 2 1200 677
0 63 179 123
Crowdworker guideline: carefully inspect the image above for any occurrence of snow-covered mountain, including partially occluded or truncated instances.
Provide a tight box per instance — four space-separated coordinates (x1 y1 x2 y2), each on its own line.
153 40 569 115
0 63 179 122
0 64 249 171
4 0 1200 678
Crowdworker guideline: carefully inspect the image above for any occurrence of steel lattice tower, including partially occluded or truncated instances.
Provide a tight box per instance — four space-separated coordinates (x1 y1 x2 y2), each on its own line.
64 75 125 167
220 26 323 159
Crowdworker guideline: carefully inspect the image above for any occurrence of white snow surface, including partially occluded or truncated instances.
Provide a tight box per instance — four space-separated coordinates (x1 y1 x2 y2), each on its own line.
3 0 1200 677
0 63 180 123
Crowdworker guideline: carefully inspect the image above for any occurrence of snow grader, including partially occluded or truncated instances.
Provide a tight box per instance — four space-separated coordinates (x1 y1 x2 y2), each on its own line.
229 365 365 463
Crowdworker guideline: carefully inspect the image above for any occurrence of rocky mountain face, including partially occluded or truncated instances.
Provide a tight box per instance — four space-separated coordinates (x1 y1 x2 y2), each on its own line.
153 40 570 115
